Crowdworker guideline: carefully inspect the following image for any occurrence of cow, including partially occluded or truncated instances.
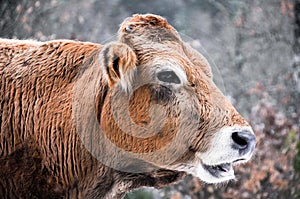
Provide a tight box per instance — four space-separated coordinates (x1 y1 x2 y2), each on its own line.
0 14 256 198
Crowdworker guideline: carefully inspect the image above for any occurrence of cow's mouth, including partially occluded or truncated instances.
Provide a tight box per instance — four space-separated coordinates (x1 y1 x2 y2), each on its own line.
203 163 234 178
202 158 246 179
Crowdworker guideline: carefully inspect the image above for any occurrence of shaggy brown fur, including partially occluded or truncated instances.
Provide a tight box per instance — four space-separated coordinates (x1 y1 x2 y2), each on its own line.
0 14 251 198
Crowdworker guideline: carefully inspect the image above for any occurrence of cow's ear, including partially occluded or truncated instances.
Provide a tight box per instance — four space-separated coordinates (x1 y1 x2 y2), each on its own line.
100 42 137 91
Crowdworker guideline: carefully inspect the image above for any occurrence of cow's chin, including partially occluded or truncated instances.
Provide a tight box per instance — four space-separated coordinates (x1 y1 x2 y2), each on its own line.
198 155 253 183
197 162 235 183
195 158 249 184
171 158 248 184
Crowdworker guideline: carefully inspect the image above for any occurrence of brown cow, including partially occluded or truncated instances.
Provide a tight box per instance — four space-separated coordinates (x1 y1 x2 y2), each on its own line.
0 14 256 198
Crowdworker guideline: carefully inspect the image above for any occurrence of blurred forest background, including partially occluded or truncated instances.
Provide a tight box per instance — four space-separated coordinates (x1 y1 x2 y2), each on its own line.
1 0 299 198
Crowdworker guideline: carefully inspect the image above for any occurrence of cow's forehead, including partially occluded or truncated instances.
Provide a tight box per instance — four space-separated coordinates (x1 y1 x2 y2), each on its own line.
118 14 212 81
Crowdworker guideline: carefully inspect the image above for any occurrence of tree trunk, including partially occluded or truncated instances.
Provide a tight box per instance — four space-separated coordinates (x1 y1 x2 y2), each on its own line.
292 0 300 115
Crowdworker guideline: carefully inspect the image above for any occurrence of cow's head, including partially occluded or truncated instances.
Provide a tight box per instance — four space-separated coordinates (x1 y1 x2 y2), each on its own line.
83 14 256 184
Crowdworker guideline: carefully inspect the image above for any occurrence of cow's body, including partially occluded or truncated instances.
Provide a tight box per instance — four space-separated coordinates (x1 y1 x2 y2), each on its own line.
0 14 256 198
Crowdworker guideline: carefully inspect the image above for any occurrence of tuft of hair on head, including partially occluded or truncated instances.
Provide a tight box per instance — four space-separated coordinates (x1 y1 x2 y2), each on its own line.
119 13 179 35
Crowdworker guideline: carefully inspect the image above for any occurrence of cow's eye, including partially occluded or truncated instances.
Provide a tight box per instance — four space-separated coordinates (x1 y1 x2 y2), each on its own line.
157 70 181 84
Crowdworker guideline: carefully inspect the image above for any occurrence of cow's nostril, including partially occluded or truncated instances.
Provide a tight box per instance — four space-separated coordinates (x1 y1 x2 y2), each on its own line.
232 132 248 149
231 131 256 155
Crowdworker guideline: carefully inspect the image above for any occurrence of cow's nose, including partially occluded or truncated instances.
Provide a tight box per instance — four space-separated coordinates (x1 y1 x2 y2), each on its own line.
231 130 256 155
